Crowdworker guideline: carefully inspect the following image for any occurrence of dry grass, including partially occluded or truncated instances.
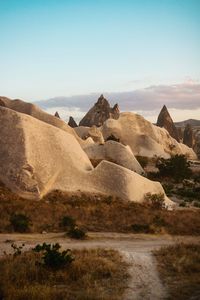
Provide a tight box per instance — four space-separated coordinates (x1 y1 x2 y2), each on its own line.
0 182 200 235
0 247 129 300
154 243 200 300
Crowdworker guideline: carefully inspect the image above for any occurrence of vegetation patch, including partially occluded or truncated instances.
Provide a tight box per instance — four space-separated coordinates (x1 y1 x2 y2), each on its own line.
156 155 192 182
0 181 200 235
154 243 200 300
0 246 129 300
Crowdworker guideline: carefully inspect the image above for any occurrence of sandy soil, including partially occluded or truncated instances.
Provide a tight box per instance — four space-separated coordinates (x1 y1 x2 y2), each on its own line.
0 232 199 300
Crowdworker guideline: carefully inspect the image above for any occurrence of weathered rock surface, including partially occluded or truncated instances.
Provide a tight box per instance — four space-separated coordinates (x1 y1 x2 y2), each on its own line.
0 96 79 140
0 106 173 207
68 116 78 128
75 126 104 144
101 112 197 159
79 94 120 127
194 131 200 159
157 105 179 142
183 124 194 148
83 140 144 174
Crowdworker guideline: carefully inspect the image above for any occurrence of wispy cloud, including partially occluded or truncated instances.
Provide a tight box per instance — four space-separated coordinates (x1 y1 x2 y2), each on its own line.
37 82 200 113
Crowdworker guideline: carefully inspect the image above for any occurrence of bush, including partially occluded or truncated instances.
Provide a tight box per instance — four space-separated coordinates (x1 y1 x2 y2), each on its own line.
153 215 166 227
60 215 75 229
33 243 74 270
67 226 86 239
131 223 152 233
11 243 25 257
156 155 192 182
193 201 200 208
162 183 174 196
136 156 148 168
10 213 31 232
144 193 165 209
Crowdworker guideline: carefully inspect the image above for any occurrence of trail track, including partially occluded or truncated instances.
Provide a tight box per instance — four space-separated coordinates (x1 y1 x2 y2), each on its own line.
0 232 199 300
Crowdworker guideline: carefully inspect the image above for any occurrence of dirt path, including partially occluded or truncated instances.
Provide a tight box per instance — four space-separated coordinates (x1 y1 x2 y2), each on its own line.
0 232 199 300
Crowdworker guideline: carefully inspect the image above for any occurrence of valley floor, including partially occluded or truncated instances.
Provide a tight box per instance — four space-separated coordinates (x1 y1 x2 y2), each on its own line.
0 232 199 300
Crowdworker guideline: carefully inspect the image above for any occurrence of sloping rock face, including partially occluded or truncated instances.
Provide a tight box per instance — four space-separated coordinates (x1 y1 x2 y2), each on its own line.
0 106 173 207
75 126 104 144
83 140 144 174
0 96 79 141
68 116 78 128
194 131 200 159
101 112 197 159
79 94 120 127
157 105 179 142
183 124 194 148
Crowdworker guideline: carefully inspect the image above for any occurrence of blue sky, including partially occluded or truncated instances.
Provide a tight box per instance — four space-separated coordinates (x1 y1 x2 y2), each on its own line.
0 0 200 121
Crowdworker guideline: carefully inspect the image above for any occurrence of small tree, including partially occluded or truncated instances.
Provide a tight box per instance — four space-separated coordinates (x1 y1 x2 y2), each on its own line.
156 155 192 182
60 215 75 229
33 243 74 270
10 213 31 232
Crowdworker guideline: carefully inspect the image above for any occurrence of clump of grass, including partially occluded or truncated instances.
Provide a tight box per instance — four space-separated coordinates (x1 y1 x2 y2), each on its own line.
0 247 129 300
154 243 200 300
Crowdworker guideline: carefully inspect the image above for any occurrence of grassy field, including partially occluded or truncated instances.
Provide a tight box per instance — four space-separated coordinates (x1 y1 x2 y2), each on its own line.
154 243 200 300
0 182 200 235
0 247 129 300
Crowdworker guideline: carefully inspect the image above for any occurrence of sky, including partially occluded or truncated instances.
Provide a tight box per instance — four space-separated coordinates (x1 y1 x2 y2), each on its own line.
0 0 200 122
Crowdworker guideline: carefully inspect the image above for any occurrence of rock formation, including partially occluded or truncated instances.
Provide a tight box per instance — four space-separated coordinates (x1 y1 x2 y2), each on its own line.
157 105 179 142
183 124 194 148
0 106 173 207
54 111 60 118
0 96 80 142
79 94 120 127
100 112 197 159
83 140 144 174
194 131 200 159
75 126 104 144
68 116 78 128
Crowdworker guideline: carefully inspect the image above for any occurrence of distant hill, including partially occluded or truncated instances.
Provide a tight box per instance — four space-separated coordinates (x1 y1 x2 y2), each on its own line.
175 119 200 127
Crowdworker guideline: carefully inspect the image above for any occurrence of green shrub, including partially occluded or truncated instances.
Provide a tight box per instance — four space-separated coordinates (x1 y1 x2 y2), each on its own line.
33 243 74 270
67 226 86 239
136 156 148 168
162 183 174 196
144 193 165 209
60 215 75 229
156 155 192 182
10 213 31 232
131 223 153 233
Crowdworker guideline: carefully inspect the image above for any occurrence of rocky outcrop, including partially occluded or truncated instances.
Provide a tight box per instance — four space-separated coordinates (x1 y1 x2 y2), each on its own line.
54 111 60 118
83 140 144 174
0 96 80 142
75 126 104 144
194 131 200 159
68 116 78 128
183 124 194 148
101 112 197 159
0 106 173 207
79 94 120 127
157 105 179 142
